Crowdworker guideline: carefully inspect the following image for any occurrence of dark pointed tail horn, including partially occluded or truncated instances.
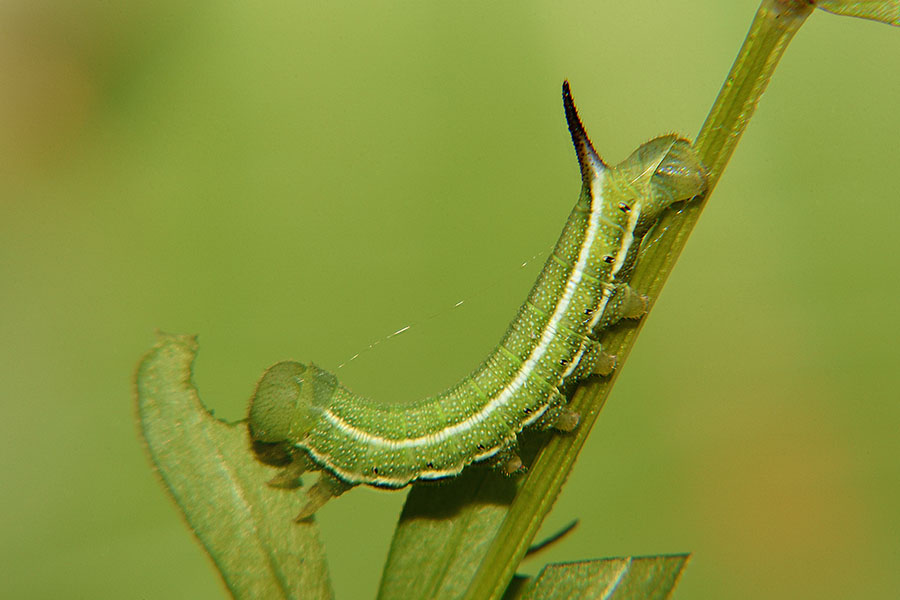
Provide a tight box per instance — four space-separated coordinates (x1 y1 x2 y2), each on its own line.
563 81 606 186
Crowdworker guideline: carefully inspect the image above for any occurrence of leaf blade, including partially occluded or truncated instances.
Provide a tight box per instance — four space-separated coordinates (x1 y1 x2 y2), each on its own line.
377 468 517 600
521 555 690 600
135 332 333 600
817 0 900 25
377 431 558 600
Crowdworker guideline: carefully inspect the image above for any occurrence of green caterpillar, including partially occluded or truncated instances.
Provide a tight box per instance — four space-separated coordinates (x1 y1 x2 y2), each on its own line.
248 82 708 519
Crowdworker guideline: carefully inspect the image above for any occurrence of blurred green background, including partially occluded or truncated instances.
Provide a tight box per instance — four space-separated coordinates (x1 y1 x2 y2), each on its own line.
2 1 898 598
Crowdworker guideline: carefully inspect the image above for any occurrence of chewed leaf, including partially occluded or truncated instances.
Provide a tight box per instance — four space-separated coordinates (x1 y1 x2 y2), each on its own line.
135 333 333 600
817 0 900 25
519 555 690 600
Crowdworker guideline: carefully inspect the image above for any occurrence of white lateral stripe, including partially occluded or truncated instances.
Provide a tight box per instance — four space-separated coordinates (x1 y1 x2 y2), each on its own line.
566 179 642 368
319 170 611 449
304 432 518 486
561 346 586 379
610 203 640 276
588 197 641 331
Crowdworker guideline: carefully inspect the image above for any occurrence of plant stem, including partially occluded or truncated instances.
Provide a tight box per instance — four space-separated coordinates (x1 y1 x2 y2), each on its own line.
461 3 814 599
696 0 815 187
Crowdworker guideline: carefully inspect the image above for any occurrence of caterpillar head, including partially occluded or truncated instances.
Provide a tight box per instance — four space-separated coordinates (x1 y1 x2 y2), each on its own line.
249 361 335 461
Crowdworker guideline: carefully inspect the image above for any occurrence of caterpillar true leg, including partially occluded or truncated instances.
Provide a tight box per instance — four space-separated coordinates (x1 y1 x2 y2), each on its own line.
267 451 313 489
295 472 353 522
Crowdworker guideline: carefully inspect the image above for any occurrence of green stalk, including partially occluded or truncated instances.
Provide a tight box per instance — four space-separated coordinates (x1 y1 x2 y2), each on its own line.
461 2 815 599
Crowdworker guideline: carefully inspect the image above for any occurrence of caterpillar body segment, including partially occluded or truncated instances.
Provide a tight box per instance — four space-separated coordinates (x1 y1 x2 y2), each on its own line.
248 81 708 518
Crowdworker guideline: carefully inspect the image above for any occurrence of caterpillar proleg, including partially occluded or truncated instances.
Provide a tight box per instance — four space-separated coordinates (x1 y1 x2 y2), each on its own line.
248 82 708 519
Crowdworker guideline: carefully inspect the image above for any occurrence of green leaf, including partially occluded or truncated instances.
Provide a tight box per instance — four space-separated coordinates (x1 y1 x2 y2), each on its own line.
377 433 552 600
135 333 333 600
377 467 518 599
818 0 900 25
520 555 690 600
